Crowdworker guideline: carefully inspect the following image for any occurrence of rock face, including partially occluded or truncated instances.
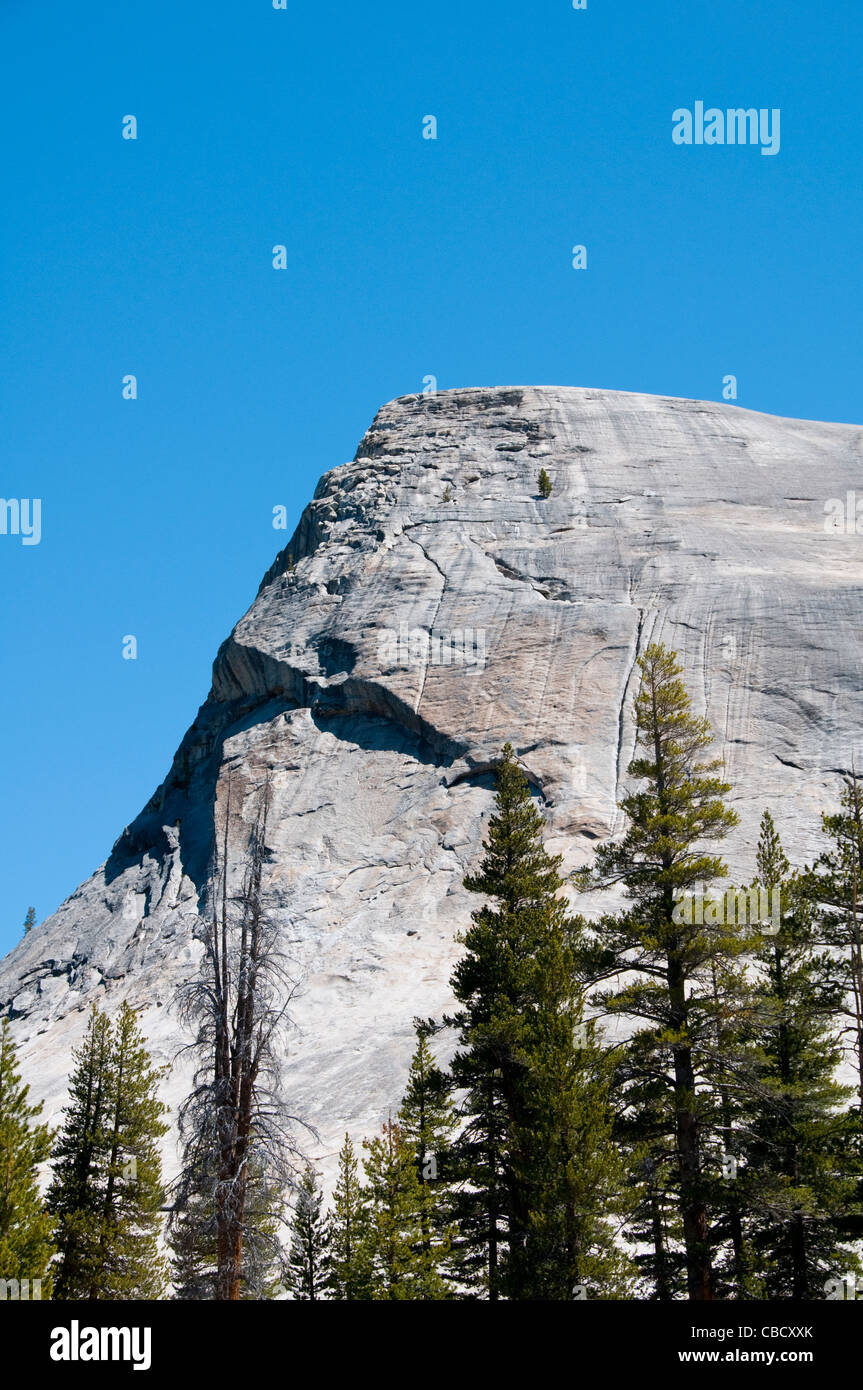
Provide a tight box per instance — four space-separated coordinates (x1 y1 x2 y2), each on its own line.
2 385 862 1180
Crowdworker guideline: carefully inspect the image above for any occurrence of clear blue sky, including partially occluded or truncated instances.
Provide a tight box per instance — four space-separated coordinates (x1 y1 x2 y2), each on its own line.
2 0 861 954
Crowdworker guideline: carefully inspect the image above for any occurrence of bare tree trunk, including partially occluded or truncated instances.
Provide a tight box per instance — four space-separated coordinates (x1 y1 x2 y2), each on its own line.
649 1187 672 1302
174 774 305 1301
669 961 713 1301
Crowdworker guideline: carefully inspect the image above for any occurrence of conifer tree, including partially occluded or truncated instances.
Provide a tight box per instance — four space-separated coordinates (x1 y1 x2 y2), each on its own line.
169 1186 217 1299
47 1005 112 1297
447 743 542 1297
286 1165 329 1300
327 1133 373 1300
804 774 863 1114
0 1018 55 1295
450 742 630 1299
48 1003 168 1299
397 1022 456 1263
94 1002 168 1299
702 949 760 1301
241 1173 290 1300
574 644 742 1301
538 468 552 498
620 1122 686 1300
170 1156 287 1300
738 812 860 1299
511 1006 633 1300
173 778 305 1300
22 907 35 936
363 1119 448 1300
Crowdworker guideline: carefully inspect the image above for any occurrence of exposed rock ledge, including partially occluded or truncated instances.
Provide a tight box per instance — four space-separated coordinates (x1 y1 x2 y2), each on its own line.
2 385 862 1184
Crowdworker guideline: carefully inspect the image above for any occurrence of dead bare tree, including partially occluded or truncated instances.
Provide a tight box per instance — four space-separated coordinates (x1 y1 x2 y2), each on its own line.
171 774 311 1299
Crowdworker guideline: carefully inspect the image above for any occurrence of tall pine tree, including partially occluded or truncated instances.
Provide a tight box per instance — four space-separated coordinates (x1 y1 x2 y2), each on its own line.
48 1003 168 1299
510 1004 633 1300
804 773 863 1116
363 1119 448 1300
574 644 742 1301
738 812 860 1299
451 742 630 1299
0 1018 54 1296
286 1165 329 1300
397 1022 456 1270
327 1133 373 1300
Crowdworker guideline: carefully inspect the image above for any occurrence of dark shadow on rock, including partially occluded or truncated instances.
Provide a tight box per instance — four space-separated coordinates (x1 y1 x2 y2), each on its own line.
103 656 474 908
309 707 450 769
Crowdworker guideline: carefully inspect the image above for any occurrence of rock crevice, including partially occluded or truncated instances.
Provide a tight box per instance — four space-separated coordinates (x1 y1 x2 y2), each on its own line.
3 384 862 1173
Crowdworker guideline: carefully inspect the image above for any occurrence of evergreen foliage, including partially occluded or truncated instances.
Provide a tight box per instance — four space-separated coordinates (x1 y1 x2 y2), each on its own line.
327 1133 373 1300
363 1119 449 1299
286 1164 329 1300
804 774 863 1115
574 643 742 1300
398 1022 456 1269
47 1003 168 1299
450 742 631 1299
737 812 860 1299
0 1018 55 1295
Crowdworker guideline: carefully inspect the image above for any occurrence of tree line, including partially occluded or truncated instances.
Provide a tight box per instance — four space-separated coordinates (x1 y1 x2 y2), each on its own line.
1 643 861 1299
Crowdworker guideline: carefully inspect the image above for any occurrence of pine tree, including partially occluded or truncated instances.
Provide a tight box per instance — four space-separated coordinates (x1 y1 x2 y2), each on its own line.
620 1114 687 1300
48 1003 168 1299
447 743 544 1297
22 907 35 936
286 1165 329 1300
511 1004 634 1300
804 773 863 1114
538 468 552 499
47 1005 112 1297
738 812 860 1299
574 644 742 1301
702 949 761 1301
450 742 630 1299
397 1022 456 1264
96 1003 168 1299
327 1133 373 1300
240 1170 290 1300
169 1186 217 1299
363 1119 448 1300
0 1018 55 1296
170 1162 286 1301
173 777 304 1300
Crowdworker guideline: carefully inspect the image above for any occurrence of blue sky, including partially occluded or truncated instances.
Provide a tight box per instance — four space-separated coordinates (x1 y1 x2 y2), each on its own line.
1 0 862 954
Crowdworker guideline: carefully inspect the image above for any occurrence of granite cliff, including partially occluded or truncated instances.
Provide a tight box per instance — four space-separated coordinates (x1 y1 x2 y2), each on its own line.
2 385 861 1178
